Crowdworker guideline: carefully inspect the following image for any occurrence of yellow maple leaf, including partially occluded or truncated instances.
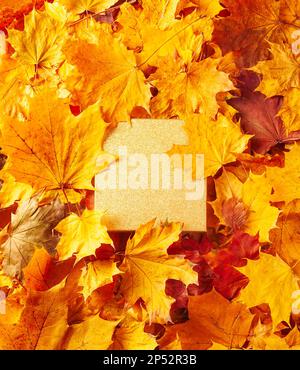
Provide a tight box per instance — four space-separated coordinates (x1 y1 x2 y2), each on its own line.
110 313 157 350
211 171 279 242
55 209 113 261
117 4 213 68
0 54 32 119
170 113 251 178
141 0 180 29
266 143 300 204
0 87 108 203
0 284 68 350
237 253 299 326
119 220 197 323
7 7 66 80
63 25 151 123
150 54 233 118
252 42 300 96
63 314 119 350
0 173 33 208
79 259 120 300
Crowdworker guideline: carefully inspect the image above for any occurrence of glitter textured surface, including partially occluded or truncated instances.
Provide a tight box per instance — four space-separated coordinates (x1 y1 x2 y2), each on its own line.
95 119 206 231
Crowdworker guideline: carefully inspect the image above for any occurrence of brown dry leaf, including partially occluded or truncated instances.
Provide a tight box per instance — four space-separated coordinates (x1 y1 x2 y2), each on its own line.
0 197 64 277
229 90 300 154
213 0 300 67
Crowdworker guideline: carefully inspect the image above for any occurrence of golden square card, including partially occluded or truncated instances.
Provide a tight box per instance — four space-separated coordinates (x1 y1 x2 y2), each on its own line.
95 119 206 231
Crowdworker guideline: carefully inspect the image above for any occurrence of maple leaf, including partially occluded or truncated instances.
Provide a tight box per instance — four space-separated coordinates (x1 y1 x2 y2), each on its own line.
110 314 157 350
0 197 64 278
211 171 279 242
237 253 299 326
117 4 213 69
213 0 300 67
279 88 300 134
0 173 33 209
7 7 66 80
266 143 300 204
270 200 300 276
0 285 69 350
23 247 75 291
59 0 118 16
169 114 251 178
252 42 300 96
2 0 300 351
120 220 198 323
0 54 33 119
229 89 300 154
55 209 113 261
63 314 119 350
150 54 233 118
141 0 180 29
63 25 151 123
79 259 120 300
162 289 254 349
0 88 108 203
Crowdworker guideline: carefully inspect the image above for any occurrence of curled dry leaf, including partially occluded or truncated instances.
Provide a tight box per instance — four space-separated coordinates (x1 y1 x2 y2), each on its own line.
0 197 64 277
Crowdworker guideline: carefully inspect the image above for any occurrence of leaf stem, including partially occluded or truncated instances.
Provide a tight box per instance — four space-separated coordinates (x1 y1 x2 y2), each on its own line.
137 15 207 68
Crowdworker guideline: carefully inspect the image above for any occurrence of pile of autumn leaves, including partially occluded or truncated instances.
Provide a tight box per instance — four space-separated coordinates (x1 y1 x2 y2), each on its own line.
0 0 300 350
